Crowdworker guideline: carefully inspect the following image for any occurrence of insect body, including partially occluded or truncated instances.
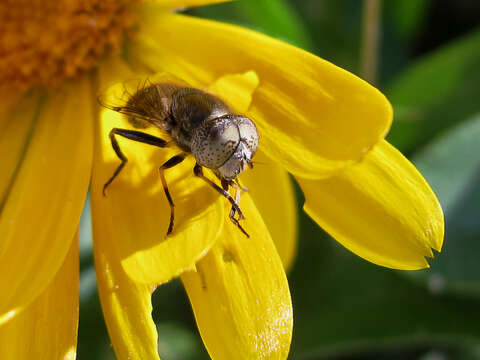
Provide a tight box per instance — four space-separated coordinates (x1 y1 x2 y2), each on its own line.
100 80 258 237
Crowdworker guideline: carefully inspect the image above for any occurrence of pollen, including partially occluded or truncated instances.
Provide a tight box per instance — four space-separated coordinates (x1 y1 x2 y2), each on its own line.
0 0 139 93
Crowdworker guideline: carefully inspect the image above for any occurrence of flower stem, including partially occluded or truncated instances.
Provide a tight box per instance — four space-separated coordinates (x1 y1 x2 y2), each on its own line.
361 0 382 85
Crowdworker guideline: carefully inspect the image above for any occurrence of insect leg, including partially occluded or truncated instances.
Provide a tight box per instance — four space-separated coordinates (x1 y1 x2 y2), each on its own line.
234 178 249 192
229 186 243 228
221 179 244 222
194 165 249 238
159 154 186 236
103 128 168 196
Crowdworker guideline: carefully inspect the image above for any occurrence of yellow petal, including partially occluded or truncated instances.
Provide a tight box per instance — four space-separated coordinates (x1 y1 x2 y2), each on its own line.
207 70 259 113
0 232 79 359
0 78 92 316
240 151 297 270
0 91 41 203
159 0 231 9
93 59 224 286
181 194 293 359
130 11 392 179
152 69 296 269
208 71 298 268
93 226 160 360
298 140 444 270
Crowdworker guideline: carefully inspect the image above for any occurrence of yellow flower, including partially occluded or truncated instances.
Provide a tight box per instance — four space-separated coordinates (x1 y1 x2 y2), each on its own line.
0 0 444 359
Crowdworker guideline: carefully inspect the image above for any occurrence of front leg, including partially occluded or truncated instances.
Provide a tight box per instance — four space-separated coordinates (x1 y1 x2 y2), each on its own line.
221 179 244 222
194 165 249 238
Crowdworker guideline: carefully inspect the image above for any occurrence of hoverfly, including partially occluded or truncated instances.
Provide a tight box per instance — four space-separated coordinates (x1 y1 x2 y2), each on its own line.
99 75 258 238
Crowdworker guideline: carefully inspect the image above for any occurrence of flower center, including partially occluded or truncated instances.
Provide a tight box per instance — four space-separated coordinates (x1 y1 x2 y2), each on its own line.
0 0 138 93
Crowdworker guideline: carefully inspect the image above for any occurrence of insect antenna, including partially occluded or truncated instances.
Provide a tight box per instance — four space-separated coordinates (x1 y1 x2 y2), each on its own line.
248 159 269 166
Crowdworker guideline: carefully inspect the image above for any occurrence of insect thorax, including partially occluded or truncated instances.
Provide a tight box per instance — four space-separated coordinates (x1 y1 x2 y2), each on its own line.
122 82 258 180
167 87 231 151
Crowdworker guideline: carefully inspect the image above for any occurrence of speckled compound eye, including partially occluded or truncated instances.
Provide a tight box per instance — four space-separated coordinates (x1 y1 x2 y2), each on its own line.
216 116 258 180
191 116 240 169
234 116 259 156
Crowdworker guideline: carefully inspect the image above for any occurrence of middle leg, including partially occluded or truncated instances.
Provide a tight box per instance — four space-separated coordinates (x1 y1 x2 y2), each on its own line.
159 154 186 236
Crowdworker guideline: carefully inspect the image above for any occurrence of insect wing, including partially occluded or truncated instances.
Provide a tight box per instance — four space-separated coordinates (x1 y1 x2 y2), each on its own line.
97 78 162 127
97 74 191 129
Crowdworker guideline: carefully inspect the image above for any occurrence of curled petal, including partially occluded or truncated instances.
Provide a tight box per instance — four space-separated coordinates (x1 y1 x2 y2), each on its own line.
298 140 444 270
93 230 160 360
131 11 392 179
94 59 224 286
207 70 259 113
94 61 160 358
181 194 293 359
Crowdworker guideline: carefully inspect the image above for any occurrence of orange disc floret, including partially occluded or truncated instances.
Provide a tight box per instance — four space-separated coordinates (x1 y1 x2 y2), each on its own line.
0 0 139 93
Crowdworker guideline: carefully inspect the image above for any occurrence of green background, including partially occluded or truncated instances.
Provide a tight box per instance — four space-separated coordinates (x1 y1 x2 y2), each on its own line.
78 1 480 359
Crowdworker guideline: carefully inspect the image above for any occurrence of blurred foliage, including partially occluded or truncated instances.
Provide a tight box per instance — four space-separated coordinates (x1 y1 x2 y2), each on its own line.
290 213 480 359
388 0 430 41
188 0 314 49
386 30 480 155
411 114 480 297
78 1 480 359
